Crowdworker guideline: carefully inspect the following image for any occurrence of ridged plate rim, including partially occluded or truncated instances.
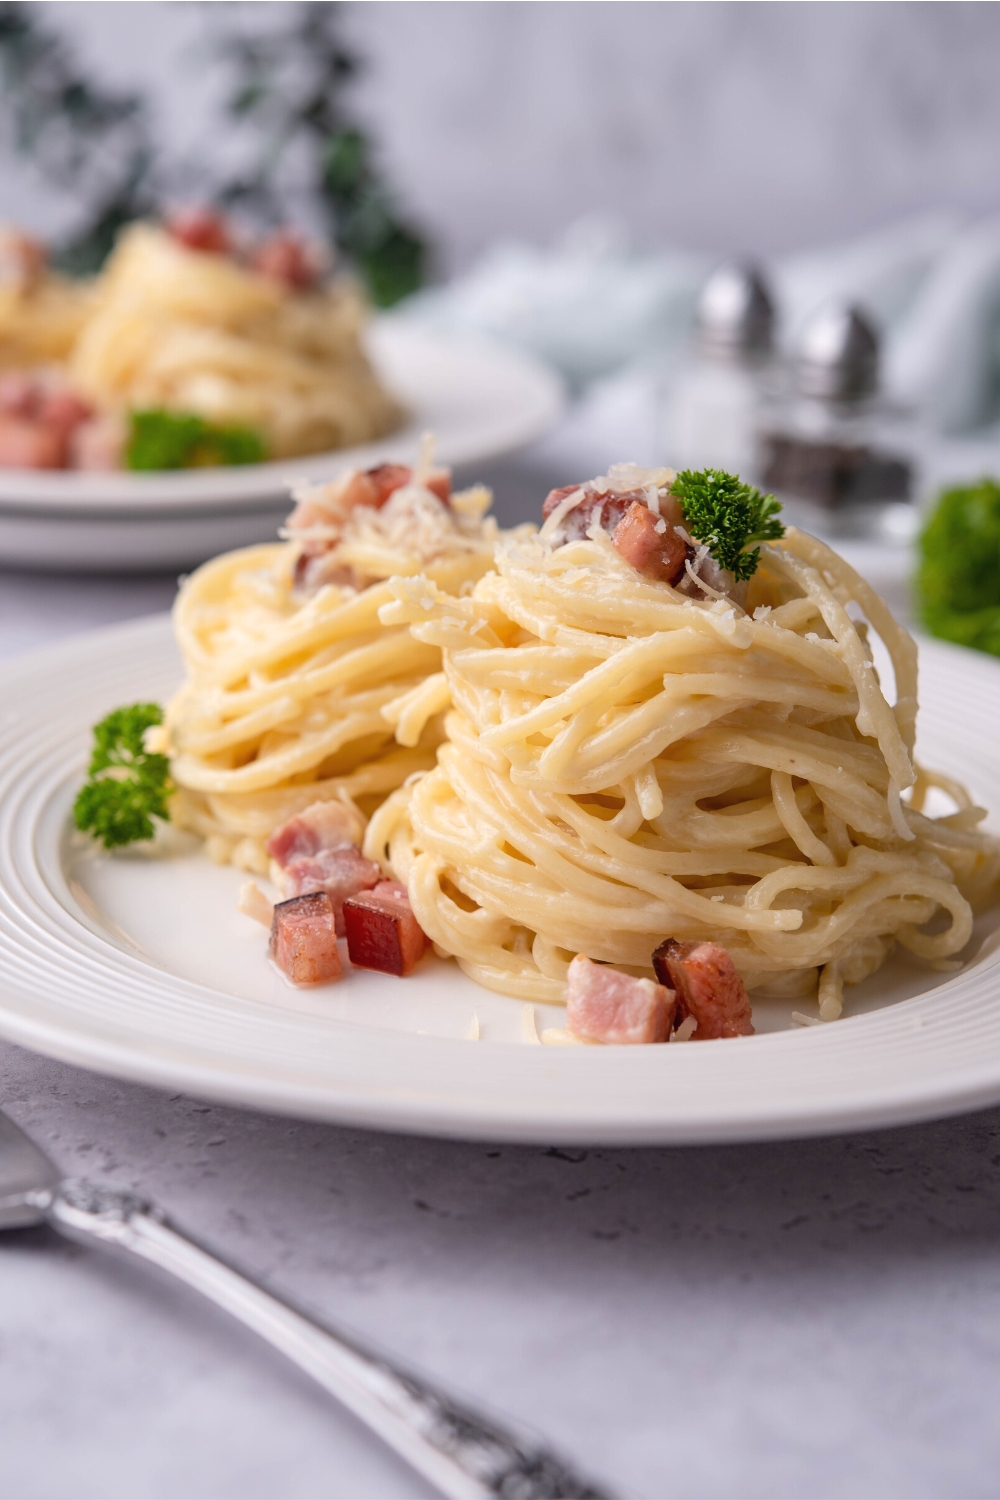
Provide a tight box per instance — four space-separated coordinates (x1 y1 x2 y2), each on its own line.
2 616 1000 1145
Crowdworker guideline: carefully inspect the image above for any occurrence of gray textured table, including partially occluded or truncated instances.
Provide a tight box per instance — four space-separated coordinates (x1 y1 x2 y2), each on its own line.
2 450 996 1500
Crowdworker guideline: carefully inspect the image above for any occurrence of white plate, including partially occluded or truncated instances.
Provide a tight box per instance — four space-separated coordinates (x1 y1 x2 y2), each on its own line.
2 616 1000 1145
0 320 565 572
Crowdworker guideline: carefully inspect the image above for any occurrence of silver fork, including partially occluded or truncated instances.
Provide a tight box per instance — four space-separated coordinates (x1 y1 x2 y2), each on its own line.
0 1105 611 1500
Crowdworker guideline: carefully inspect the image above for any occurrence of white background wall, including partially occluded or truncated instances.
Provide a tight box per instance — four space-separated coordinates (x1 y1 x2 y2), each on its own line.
3 2 1000 275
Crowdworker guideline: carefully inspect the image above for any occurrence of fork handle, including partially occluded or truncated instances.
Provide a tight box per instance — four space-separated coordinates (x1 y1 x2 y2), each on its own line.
41 1179 609 1500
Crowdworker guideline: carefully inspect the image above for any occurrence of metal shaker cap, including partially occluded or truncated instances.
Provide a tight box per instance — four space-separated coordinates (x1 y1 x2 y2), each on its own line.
797 304 878 400
696 264 773 359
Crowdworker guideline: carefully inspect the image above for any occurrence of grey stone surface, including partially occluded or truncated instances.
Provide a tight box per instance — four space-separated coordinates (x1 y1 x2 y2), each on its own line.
4 1039 1000 1500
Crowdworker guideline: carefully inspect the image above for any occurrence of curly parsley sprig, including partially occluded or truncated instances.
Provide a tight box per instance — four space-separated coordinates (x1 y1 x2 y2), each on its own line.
126 410 266 471
73 703 171 849
672 468 784 581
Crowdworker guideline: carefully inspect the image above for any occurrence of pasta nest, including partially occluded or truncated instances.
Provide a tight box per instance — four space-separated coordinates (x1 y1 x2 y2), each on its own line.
366 525 1000 1016
163 484 503 872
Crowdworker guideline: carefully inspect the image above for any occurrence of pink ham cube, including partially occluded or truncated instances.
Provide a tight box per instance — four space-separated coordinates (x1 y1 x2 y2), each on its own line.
265 800 362 865
276 845 381 935
269 892 342 986
652 939 754 1039
36 387 92 440
565 954 675 1045
0 416 65 469
612 501 690 585
251 231 321 291
343 881 428 976
265 800 379 933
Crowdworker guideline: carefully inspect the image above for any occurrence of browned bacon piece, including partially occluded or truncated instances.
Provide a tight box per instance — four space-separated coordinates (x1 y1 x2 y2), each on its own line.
565 953 675 1045
166 207 232 255
270 892 342 986
349 463 450 508
542 483 585 519
343 880 429 976
363 463 414 506
36 388 92 440
288 462 452 547
252 231 321 291
542 481 688 550
0 372 93 469
652 939 754 1039
543 483 638 543
612 501 691 585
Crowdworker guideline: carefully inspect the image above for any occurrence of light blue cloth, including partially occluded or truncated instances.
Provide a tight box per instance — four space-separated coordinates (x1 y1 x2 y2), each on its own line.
404 213 1000 438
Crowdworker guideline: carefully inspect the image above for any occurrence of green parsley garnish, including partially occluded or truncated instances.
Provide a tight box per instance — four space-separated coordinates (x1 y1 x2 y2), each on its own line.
916 477 1000 658
73 703 172 849
672 468 785 581
126 409 266 471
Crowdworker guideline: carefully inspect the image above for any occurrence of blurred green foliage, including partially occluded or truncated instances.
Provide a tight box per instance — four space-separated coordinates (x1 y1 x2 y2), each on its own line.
210 4 427 305
0 2 154 272
917 478 1000 657
0 1 428 304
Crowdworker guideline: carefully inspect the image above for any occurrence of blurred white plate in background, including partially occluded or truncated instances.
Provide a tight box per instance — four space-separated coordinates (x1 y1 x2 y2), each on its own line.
2 617 1000 1145
0 319 565 573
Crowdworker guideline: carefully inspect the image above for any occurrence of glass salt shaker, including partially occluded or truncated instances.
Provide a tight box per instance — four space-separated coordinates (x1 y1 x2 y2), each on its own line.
758 303 918 543
662 264 776 484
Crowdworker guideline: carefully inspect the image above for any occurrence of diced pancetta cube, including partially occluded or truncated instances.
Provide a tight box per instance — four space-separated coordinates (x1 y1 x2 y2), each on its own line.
362 463 414 506
343 880 428 976
352 462 450 505
278 845 381 934
286 466 407 542
652 939 754 1038
265 799 364 865
543 484 635 542
166 207 232 255
69 414 126 471
36 387 92 438
542 482 685 548
0 416 65 469
269 892 342 986
612 501 690 584
542 483 585 519
266 799 378 932
252 231 322 291
565 953 675 1045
